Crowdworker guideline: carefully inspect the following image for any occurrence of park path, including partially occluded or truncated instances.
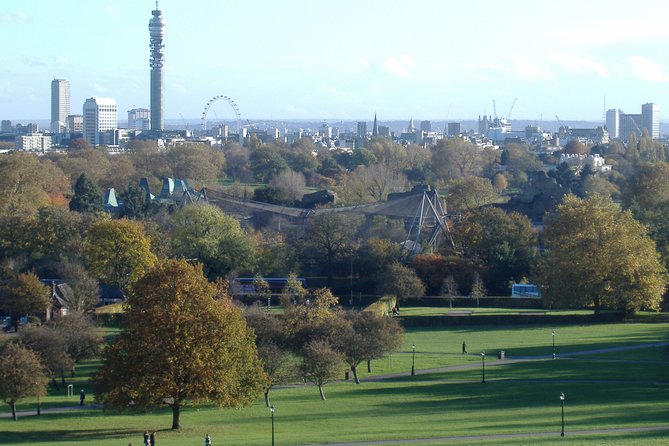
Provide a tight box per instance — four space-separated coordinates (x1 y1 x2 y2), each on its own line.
0 403 102 419
362 341 669 382
299 425 669 445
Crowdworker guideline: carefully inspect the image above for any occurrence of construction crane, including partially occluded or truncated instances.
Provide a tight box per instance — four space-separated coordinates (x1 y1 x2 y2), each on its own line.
506 98 517 119
179 113 189 131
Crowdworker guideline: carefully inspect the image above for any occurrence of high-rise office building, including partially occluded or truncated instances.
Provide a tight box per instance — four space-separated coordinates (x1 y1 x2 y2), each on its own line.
607 103 660 140
128 108 151 130
67 114 83 133
420 120 431 133
149 2 166 131
83 97 118 146
51 79 70 133
357 121 367 138
605 109 620 139
641 102 660 139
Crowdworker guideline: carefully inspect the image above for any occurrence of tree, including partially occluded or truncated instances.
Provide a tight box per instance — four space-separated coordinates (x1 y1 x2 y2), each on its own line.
0 152 68 217
299 340 344 401
269 169 306 202
69 173 103 213
563 140 588 155
442 275 459 308
339 163 407 204
0 272 51 330
534 194 667 313
165 143 226 186
84 219 157 292
171 204 254 277
469 272 486 307
244 305 294 407
0 342 48 421
94 259 268 430
56 261 100 312
119 184 149 219
46 312 103 370
431 137 482 181
451 207 537 295
336 311 403 384
18 326 74 388
376 262 426 304
446 176 499 213
298 213 360 285
249 145 288 183
279 274 308 307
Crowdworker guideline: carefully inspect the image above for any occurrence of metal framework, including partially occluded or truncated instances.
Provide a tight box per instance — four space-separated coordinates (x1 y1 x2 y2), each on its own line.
201 95 241 132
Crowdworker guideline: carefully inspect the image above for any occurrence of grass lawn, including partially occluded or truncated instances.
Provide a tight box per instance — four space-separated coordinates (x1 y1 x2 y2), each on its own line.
3 322 668 445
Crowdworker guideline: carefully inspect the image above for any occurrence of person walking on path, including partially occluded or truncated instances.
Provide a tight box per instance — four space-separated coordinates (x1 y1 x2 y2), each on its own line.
143 431 149 446
462 341 467 355
204 433 212 446
150 431 156 446
79 389 85 406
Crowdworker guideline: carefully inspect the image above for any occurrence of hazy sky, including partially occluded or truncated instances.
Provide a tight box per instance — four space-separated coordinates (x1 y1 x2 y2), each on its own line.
2 0 669 121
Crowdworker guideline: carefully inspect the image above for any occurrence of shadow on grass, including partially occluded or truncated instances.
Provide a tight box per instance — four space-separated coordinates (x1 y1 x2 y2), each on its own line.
1 427 139 443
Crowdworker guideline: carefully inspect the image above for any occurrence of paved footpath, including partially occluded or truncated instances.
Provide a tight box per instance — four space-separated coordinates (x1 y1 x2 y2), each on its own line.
300 425 669 445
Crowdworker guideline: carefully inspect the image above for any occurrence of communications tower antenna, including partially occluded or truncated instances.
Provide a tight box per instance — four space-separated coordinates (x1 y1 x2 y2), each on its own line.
149 1 166 131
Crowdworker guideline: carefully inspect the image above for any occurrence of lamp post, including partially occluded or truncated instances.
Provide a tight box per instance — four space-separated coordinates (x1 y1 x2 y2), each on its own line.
411 344 416 376
552 330 556 359
270 405 275 446
560 392 565 437
481 351 486 383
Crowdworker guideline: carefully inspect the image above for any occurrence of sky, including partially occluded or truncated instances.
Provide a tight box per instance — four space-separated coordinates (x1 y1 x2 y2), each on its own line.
2 0 669 122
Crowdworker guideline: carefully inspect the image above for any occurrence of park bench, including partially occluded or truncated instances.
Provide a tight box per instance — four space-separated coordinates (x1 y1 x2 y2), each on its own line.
447 310 473 316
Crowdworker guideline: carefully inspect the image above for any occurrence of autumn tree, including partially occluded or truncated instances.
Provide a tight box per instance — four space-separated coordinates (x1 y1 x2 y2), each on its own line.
376 262 426 304
299 340 344 401
19 326 74 388
0 272 51 329
469 272 486 307
0 342 48 421
442 275 459 308
94 259 267 430
0 152 68 217
431 137 482 181
336 311 403 384
69 173 103 213
446 176 500 213
46 312 103 371
171 204 254 278
339 163 407 204
84 219 157 292
534 194 667 313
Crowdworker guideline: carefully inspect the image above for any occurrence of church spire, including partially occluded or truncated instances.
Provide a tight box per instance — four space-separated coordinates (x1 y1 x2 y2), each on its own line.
372 113 378 137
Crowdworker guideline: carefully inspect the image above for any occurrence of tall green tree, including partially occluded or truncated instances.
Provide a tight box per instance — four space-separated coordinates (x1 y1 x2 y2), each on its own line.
299 340 344 401
171 204 254 277
94 259 267 430
0 342 48 421
69 173 103 213
535 194 667 313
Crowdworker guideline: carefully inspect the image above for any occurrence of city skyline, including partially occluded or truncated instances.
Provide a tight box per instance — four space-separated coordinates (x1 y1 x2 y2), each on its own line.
1 0 669 122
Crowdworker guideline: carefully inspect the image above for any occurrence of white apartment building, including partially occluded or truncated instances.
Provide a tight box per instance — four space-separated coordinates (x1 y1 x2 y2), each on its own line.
16 133 52 152
83 97 118 146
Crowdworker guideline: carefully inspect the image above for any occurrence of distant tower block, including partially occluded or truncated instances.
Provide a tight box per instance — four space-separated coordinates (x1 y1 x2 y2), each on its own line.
149 2 166 131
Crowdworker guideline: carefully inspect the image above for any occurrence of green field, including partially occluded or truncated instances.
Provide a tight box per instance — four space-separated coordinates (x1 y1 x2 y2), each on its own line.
3 322 669 445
